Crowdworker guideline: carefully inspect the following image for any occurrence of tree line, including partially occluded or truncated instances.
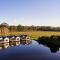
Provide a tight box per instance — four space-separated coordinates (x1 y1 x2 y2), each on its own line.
9 25 60 32
1 23 60 32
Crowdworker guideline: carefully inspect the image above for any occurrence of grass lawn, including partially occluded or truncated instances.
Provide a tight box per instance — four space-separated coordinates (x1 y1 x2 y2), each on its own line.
9 31 60 40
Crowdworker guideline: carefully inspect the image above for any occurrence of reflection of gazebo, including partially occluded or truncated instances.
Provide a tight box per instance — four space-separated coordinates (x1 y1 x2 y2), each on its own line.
0 22 9 36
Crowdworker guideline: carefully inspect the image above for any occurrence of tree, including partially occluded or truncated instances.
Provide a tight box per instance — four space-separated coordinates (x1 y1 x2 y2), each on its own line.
17 24 24 31
9 26 17 32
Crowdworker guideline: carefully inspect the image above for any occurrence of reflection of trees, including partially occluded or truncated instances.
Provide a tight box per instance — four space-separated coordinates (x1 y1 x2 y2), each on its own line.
50 46 59 53
39 42 59 53
47 44 59 53
37 36 60 53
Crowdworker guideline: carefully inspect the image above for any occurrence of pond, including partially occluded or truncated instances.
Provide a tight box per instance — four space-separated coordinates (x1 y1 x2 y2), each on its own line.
0 40 60 60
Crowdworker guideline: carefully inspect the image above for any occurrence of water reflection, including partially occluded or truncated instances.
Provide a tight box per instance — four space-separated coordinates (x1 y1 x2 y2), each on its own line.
0 40 32 50
21 40 32 45
9 41 20 46
38 41 60 53
0 40 60 60
37 36 60 53
0 43 9 50
0 36 60 53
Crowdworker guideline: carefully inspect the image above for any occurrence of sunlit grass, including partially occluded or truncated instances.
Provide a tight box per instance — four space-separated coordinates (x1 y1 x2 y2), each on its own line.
9 31 60 40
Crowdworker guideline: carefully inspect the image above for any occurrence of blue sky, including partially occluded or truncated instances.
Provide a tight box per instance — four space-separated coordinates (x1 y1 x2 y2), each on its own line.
0 0 60 26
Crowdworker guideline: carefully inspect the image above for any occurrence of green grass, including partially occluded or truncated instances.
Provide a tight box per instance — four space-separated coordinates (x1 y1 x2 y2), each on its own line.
9 31 60 40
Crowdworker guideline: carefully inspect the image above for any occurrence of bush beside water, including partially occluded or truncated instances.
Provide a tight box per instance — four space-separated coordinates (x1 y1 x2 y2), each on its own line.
37 35 60 53
38 35 60 45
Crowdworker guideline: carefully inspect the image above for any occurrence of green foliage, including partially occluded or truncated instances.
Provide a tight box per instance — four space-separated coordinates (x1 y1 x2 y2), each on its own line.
17 24 24 31
1 22 60 32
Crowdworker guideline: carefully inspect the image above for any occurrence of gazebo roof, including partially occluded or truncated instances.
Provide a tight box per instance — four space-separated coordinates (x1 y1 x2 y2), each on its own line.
0 22 9 28
1 22 9 26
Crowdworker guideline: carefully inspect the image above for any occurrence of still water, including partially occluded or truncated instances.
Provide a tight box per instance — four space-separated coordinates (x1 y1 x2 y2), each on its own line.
0 40 60 60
